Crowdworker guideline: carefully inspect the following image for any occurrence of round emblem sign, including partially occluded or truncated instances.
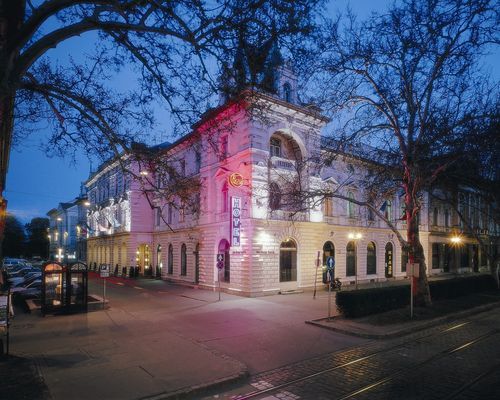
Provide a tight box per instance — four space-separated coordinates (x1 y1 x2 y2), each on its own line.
229 173 244 187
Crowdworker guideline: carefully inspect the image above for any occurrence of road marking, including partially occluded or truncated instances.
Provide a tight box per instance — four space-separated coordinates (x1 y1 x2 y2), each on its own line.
133 286 144 290
115 282 125 286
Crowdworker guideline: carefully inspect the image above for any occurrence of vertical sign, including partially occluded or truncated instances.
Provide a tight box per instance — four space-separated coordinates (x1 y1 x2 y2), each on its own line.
231 197 241 247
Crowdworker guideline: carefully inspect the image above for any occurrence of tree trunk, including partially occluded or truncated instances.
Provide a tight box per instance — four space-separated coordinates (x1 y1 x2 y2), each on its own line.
0 1 26 259
404 172 432 307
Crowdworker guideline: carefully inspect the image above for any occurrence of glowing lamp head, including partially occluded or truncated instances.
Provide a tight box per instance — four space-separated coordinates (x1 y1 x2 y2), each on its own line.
140 170 149 176
450 236 462 244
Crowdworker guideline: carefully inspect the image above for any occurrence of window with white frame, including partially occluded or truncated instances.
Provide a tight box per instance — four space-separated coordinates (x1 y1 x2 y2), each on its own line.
270 137 281 158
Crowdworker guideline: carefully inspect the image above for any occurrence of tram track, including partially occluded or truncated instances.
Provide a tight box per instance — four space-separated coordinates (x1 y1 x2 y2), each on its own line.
235 315 497 400
441 361 500 400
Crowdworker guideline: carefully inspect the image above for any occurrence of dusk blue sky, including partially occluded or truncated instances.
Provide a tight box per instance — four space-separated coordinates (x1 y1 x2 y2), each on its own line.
6 0 499 224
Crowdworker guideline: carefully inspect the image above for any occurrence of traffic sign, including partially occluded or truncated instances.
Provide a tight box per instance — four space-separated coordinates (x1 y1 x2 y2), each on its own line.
100 264 110 278
216 253 225 270
326 256 335 271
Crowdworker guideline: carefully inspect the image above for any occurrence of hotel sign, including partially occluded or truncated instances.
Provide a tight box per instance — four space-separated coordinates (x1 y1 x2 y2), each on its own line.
231 197 241 247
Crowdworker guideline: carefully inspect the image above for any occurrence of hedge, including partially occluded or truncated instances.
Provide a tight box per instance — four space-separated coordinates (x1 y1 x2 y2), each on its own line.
336 274 496 318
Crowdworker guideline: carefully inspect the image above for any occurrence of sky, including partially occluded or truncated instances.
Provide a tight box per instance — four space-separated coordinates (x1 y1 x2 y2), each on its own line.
6 0 499 224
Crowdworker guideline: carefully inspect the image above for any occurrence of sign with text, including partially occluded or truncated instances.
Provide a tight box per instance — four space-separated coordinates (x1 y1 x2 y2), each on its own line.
231 196 241 247
406 263 420 278
100 264 110 278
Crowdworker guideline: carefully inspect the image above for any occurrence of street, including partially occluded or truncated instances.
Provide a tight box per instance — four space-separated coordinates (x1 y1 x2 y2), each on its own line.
211 307 500 400
7 273 500 399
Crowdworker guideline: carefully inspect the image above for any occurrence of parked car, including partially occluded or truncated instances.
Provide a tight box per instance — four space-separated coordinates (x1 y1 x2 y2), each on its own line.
17 280 42 299
11 272 41 287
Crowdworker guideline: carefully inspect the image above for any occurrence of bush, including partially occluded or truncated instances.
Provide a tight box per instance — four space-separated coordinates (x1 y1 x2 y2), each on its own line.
336 274 496 318
336 285 409 318
429 274 496 300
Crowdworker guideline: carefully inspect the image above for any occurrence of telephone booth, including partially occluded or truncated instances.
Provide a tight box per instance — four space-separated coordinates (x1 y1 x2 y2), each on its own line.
67 262 88 313
41 262 65 315
41 262 88 315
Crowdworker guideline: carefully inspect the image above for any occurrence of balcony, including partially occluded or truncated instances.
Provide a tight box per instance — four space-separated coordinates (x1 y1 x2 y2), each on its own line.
270 156 296 171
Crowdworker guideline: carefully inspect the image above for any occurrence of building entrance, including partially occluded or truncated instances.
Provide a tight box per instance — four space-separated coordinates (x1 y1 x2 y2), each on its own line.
280 238 297 282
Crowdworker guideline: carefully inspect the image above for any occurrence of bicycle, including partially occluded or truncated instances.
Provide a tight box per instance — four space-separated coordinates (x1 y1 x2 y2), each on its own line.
330 277 342 291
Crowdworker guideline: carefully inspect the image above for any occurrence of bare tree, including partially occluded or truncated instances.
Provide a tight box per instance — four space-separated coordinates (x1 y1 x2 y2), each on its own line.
0 0 322 254
308 0 499 305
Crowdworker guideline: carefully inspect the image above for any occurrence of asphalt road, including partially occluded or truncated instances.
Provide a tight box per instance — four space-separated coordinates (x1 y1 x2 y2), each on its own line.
88 274 366 374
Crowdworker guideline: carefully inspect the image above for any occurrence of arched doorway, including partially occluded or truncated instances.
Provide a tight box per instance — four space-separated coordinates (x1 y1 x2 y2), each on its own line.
346 241 356 277
180 243 187 276
366 242 376 275
168 244 173 274
218 239 230 282
194 243 200 284
322 241 335 266
385 243 393 278
156 244 162 278
280 238 297 282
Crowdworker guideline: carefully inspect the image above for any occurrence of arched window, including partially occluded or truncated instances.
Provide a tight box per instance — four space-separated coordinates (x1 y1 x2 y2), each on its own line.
385 243 393 278
280 238 297 282
168 244 173 274
346 241 356 276
218 239 230 282
269 182 281 211
347 191 355 218
367 242 376 275
283 82 292 102
180 243 187 276
433 208 439 226
221 181 229 213
322 241 335 266
445 209 450 227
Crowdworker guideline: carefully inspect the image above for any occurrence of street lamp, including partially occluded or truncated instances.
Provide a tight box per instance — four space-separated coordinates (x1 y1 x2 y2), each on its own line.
348 232 363 289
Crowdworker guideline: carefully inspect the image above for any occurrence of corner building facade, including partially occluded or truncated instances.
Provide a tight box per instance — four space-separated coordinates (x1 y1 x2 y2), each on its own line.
86 87 494 296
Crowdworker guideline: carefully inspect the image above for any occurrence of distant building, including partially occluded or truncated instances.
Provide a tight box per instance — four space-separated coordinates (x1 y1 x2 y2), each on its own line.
47 194 88 263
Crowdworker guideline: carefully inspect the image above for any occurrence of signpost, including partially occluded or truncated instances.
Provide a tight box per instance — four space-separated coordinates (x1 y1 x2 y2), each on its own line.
216 253 224 301
326 257 335 321
100 264 110 309
406 263 419 319
313 250 321 299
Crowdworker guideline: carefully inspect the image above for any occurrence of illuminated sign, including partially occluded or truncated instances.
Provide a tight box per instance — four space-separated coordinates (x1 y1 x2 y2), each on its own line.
231 197 241 246
229 173 244 187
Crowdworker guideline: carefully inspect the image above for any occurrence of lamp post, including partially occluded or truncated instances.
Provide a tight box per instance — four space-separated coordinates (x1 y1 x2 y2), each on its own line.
348 232 363 290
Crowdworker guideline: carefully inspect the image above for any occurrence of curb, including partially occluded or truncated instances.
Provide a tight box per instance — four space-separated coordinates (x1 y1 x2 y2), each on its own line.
139 369 249 400
305 300 500 339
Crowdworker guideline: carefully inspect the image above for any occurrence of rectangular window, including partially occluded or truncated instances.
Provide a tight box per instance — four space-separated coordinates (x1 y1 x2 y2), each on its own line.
179 203 185 223
156 208 161 226
220 136 228 160
195 151 201 173
270 138 281 157
324 197 334 217
167 204 173 224
180 159 186 176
